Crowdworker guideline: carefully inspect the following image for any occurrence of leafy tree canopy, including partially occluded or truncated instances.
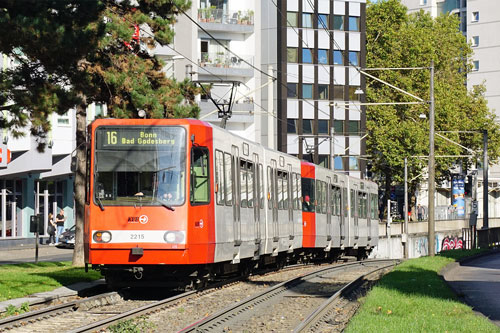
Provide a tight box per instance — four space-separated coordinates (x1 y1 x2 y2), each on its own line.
366 0 500 192
0 0 199 144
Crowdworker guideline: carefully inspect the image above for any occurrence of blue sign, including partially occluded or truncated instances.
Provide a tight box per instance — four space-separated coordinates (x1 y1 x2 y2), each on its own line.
452 177 465 217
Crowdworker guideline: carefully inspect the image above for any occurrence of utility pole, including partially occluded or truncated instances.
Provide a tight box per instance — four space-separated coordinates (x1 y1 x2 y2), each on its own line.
428 61 436 256
483 130 488 229
267 65 274 150
404 157 409 259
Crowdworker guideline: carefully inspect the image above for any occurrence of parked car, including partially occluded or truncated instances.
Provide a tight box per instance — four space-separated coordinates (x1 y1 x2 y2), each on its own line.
57 225 75 249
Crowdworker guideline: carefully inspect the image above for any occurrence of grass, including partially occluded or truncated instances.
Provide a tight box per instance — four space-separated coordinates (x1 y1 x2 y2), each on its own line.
346 249 500 332
0 262 101 302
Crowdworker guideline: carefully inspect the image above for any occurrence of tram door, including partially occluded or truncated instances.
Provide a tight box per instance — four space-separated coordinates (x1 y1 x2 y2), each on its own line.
270 160 278 241
351 185 359 240
326 177 332 241
231 145 241 245
253 154 261 243
340 182 346 242
287 164 293 240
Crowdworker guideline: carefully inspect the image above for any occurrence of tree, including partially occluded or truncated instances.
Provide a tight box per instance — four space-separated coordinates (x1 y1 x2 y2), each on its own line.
0 0 199 265
365 0 500 209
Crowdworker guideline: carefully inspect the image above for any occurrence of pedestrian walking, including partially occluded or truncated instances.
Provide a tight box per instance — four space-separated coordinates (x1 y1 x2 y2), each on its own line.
55 208 66 244
47 213 56 245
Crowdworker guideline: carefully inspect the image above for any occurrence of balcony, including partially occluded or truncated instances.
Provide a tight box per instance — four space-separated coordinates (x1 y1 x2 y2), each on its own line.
199 52 254 77
197 8 254 34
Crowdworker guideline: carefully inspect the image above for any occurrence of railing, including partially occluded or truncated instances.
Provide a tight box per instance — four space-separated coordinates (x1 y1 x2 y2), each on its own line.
199 53 253 69
197 8 254 26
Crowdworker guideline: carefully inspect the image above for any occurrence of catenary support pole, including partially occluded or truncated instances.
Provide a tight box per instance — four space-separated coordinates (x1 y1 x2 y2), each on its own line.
404 157 409 259
483 130 488 229
428 61 436 256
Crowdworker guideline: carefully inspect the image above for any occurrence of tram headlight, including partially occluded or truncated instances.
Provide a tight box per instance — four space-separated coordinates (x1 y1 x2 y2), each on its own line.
163 231 185 244
93 231 112 243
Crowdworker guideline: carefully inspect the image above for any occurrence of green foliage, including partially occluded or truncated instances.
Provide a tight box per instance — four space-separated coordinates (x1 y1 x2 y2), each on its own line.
366 0 500 191
2 302 29 318
346 250 498 332
0 0 199 142
0 261 101 302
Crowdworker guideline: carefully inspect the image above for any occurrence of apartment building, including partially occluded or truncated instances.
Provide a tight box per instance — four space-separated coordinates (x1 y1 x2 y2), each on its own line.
163 0 264 143
402 0 500 217
274 0 367 177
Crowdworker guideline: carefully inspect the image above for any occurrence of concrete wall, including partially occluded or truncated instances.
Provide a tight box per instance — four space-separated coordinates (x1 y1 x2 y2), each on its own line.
370 218 500 259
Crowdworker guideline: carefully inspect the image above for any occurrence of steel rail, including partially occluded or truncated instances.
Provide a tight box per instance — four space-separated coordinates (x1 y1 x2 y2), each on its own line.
294 261 399 332
67 290 196 333
178 259 398 332
0 291 119 331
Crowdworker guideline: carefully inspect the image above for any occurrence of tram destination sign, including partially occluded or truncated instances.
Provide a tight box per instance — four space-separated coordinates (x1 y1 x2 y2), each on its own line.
96 126 183 150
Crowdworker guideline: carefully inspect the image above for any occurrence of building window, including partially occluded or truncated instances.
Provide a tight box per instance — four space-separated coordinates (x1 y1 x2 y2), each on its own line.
287 119 297 134
334 156 343 170
333 50 343 65
472 36 479 47
333 15 344 30
302 48 313 63
302 119 313 134
302 13 313 28
472 60 479 71
287 83 298 98
318 49 328 64
302 84 313 99
349 157 359 171
287 47 298 63
318 120 329 134
318 155 329 169
348 51 359 66
57 112 70 125
333 85 344 100
95 103 105 118
333 120 344 134
472 11 479 22
348 120 360 135
348 17 360 32
287 12 298 27
318 84 329 100
349 87 362 100
420 0 427 5
317 14 328 29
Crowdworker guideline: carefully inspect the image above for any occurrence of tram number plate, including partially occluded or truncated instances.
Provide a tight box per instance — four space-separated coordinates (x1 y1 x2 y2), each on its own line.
130 233 145 240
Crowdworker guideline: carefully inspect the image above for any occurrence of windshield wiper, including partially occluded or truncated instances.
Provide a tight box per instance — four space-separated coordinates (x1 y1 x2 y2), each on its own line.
96 197 105 211
152 198 175 211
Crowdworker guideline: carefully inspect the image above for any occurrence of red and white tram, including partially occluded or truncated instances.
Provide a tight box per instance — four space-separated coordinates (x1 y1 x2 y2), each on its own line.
85 119 379 287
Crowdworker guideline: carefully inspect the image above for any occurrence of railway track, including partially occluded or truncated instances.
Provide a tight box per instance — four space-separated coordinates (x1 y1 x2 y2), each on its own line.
0 259 386 332
179 259 399 332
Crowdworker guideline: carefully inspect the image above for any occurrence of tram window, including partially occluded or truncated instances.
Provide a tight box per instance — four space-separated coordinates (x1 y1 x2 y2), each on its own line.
240 160 248 208
283 172 289 210
343 188 347 216
86 148 91 204
259 164 264 209
248 162 254 208
358 192 367 218
215 150 224 205
330 185 335 216
224 153 232 206
322 182 328 214
370 194 378 219
301 178 315 212
297 174 302 211
277 171 283 210
190 146 210 205
350 189 356 217
292 173 298 210
267 166 272 210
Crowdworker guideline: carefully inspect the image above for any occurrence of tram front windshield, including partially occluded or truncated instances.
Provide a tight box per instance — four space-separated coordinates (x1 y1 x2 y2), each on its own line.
94 126 186 206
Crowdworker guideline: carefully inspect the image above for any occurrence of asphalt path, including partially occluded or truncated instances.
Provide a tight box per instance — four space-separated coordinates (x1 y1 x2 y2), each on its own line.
0 246 74 264
444 251 500 327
